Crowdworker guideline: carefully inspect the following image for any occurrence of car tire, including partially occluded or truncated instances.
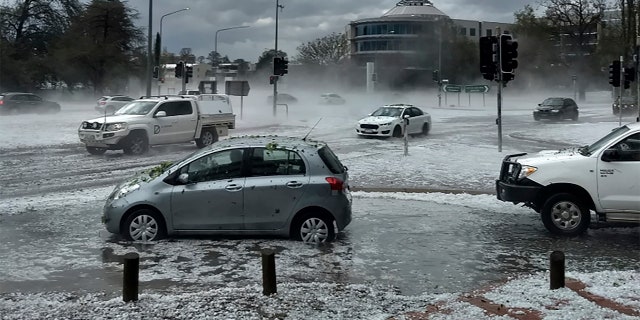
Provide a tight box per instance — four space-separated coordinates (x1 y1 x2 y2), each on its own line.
540 193 590 236
392 126 402 138
123 132 148 155
571 113 579 121
421 123 430 136
195 128 218 148
123 209 166 241
533 115 540 121
293 212 336 244
86 146 107 155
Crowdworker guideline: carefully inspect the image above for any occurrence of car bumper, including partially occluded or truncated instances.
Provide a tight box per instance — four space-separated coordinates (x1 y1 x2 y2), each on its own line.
102 198 129 234
533 112 562 119
495 180 541 203
78 129 127 148
355 127 392 137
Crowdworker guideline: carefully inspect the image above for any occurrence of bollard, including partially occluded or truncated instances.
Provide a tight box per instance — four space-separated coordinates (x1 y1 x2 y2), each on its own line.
123 252 139 302
550 250 565 290
261 249 277 295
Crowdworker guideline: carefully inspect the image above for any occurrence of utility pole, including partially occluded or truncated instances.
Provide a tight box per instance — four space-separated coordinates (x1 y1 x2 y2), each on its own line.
272 0 283 117
496 27 502 152
145 0 153 97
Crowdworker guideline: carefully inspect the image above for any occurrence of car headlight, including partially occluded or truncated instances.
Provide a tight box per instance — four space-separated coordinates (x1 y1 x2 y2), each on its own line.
105 122 127 131
518 165 537 179
380 122 392 126
112 183 140 200
551 109 560 113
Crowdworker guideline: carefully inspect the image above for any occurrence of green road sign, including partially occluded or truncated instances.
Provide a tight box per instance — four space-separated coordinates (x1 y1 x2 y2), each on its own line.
443 84 462 93
465 85 490 93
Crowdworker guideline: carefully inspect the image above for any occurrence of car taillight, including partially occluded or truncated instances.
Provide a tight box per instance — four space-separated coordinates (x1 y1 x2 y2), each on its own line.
0 100 3 105
100 101 106 105
325 177 344 191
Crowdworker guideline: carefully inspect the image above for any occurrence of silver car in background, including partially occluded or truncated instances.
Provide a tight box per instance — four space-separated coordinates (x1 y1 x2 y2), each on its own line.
102 136 352 244
95 95 134 115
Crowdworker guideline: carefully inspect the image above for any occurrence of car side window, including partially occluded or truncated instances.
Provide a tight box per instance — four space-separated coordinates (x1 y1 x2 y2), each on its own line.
249 148 305 177
175 101 193 115
28 95 42 102
156 101 192 116
611 133 640 162
181 149 244 182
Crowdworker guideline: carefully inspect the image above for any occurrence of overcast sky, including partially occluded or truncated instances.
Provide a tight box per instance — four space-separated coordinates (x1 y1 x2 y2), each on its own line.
125 0 536 63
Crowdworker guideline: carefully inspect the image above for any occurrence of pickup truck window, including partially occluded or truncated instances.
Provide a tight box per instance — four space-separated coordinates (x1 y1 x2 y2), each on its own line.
156 101 193 116
582 125 630 156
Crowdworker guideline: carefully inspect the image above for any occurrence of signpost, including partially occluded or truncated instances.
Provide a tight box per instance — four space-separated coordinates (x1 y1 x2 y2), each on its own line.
225 80 250 119
465 85 490 107
442 84 462 106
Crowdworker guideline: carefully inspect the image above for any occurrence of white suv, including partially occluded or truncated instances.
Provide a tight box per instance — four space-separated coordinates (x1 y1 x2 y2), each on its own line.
95 95 134 115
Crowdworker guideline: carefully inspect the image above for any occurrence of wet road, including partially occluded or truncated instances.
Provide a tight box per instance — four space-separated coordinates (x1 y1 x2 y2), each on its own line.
0 90 638 296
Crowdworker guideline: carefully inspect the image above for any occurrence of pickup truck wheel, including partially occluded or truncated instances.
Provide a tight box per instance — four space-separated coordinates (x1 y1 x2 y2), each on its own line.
392 126 402 138
195 129 218 148
86 146 107 155
123 133 148 155
540 193 590 236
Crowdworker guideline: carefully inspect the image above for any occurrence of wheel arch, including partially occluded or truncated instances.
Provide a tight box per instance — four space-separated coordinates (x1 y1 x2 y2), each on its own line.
119 204 168 236
289 206 335 238
535 183 596 213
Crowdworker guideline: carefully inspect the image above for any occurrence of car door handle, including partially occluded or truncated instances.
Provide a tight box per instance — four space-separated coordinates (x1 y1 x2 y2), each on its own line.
286 181 303 188
225 184 243 191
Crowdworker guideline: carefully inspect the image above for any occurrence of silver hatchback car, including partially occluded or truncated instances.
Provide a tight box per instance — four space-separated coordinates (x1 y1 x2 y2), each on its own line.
102 136 352 243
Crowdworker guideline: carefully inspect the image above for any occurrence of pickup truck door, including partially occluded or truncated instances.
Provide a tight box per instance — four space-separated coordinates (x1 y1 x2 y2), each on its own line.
170 149 246 230
596 133 640 211
151 100 198 144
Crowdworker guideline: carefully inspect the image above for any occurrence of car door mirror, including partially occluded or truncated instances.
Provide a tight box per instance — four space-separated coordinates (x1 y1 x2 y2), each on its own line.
177 173 190 184
155 110 167 117
601 149 619 162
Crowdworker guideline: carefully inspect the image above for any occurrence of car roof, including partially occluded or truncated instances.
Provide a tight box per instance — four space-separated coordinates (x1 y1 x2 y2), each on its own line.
101 95 130 98
213 136 327 151
382 104 413 108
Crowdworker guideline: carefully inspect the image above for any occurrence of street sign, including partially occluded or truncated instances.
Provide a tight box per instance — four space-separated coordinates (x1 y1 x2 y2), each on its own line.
225 80 250 96
464 85 490 93
443 84 462 93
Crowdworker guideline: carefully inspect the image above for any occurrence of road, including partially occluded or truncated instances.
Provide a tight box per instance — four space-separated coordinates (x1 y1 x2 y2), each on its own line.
0 89 637 296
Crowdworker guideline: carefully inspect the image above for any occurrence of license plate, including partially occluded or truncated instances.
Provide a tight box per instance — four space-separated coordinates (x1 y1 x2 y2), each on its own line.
84 134 96 141
363 129 374 133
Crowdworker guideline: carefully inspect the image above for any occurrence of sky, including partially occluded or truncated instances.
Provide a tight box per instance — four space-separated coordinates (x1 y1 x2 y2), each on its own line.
123 0 536 63
0 89 639 317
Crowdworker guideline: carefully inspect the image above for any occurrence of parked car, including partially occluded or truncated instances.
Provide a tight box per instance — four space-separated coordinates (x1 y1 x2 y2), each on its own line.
319 93 346 105
0 92 61 115
356 104 431 138
533 97 579 121
612 96 638 115
95 95 135 115
267 93 298 104
102 136 352 243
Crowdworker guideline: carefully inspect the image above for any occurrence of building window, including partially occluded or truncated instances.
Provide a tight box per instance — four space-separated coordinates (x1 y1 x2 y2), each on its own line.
459 27 467 36
470 28 476 36
486 29 492 36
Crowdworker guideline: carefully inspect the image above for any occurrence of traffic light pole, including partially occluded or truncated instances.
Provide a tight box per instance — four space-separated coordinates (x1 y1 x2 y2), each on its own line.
619 56 624 126
496 27 503 152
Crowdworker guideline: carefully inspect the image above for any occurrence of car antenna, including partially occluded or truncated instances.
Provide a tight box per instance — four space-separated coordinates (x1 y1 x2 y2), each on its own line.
303 118 322 141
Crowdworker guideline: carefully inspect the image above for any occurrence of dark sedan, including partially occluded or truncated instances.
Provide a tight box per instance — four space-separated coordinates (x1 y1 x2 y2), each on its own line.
0 92 61 115
533 97 579 121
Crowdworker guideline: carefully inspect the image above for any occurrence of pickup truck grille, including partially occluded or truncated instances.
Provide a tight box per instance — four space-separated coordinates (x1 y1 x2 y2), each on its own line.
81 121 103 130
360 124 379 129
498 153 528 183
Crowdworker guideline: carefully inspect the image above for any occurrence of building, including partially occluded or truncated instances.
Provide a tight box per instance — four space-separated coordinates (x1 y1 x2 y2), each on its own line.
347 0 512 89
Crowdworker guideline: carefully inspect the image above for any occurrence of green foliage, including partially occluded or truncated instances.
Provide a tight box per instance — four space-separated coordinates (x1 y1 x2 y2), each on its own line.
255 49 287 73
294 32 348 65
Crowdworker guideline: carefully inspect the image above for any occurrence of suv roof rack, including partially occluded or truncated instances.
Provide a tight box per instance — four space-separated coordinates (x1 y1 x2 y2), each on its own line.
138 95 191 99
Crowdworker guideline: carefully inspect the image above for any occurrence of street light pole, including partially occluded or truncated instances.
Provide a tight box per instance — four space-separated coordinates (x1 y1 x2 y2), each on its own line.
145 0 153 97
273 0 284 116
158 7 189 94
214 26 250 66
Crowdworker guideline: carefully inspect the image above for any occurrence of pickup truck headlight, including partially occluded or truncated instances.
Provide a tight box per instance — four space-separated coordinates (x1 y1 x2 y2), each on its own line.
112 183 140 200
518 165 537 179
105 122 127 131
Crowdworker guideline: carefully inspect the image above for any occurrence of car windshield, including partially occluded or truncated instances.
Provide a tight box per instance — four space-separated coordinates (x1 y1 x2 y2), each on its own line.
541 98 564 107
114 101 156 115
578 125 630 156
371 107 402 117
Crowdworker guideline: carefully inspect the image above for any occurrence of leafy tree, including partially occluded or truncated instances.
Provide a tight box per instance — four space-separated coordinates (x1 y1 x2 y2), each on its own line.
255 49 287 73
52 0 144 95
178 48 196 64
294 32 348 65
206 51 230 67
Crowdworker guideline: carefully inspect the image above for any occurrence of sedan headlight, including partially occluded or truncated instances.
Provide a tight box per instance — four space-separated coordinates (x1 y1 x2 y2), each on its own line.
380 122 392 126
551 109 560 113
518 165 537 179
105 122 127 131
112 183 140 200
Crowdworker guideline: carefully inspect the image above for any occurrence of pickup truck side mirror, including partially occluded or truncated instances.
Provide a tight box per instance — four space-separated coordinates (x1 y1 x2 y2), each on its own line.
155 110 167 117
177 173 190 184
601 149 619 162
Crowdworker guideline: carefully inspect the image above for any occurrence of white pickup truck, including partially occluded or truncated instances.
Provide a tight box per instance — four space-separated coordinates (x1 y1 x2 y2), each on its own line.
496 122 640 235
78 95 235 155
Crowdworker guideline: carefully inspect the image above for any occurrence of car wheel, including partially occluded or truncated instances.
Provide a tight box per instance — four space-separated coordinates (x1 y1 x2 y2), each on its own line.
540 193 590 236
571 113 579 121
123 132 148 155
421 123 430 136
293 212 336 244
195 128 218 148
533 116 540 121
392 126 402 138
123 209 166 241
86 146 107 155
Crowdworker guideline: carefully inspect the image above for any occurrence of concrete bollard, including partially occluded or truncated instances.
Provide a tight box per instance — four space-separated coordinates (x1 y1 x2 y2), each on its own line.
123 252 139 302
261 249 277 295
550 250 565 290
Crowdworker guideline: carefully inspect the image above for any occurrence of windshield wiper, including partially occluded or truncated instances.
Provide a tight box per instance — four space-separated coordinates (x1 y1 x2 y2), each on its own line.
577 145 590 156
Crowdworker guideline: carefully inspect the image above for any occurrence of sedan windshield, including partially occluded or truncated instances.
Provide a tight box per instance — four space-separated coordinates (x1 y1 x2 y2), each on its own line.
579 125 630 156
541 98 564 107
371 107 402 117
114 101 157 115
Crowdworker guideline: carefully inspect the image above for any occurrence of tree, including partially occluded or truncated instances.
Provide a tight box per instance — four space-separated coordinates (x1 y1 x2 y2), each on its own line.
53 0 144 95
178 48 196 64
294 32 348 65
255 49 287 73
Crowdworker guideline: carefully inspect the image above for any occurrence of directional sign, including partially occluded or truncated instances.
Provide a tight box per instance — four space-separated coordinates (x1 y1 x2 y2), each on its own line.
464 85 490 93
443 84 462 93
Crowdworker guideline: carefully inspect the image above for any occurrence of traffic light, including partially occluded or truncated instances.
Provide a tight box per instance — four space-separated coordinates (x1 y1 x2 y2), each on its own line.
186 66 193 78
499 33 518 78
152 66 159 79
273 57 289 76
269 75 278 84
175 61 184 78
609 60 621 87
432 69 439 82
624 66 635 89
479 36 498 81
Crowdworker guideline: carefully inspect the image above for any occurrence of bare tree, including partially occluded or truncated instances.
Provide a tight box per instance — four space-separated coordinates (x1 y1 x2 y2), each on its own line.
294 32 348 65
